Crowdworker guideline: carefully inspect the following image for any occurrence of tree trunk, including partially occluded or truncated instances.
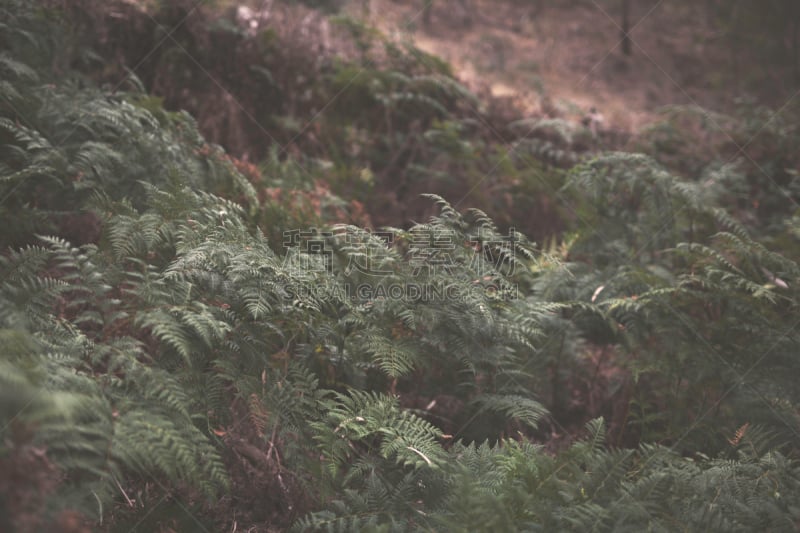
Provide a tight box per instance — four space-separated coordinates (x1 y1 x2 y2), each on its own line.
620 0 632 56
422 0 433 28
793 16 799 81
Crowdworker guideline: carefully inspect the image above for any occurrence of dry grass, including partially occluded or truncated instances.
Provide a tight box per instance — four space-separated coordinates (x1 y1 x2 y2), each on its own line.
349 0 797 134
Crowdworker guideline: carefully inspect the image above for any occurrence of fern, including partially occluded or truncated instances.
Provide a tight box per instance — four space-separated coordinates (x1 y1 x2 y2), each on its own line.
3 1 800 530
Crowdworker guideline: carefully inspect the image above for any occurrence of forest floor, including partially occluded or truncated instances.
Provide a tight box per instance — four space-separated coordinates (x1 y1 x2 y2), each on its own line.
344 0 798 134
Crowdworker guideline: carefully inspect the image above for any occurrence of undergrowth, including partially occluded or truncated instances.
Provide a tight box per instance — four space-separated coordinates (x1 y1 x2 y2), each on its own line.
1 1 799 531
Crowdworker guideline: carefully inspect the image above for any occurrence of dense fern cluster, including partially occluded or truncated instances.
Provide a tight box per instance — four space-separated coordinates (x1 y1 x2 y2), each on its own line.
1 0 800 531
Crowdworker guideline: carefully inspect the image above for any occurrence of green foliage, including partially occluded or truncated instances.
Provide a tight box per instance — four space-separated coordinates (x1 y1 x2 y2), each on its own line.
433 418 800 532
636 101 800 235
2 0 800 531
